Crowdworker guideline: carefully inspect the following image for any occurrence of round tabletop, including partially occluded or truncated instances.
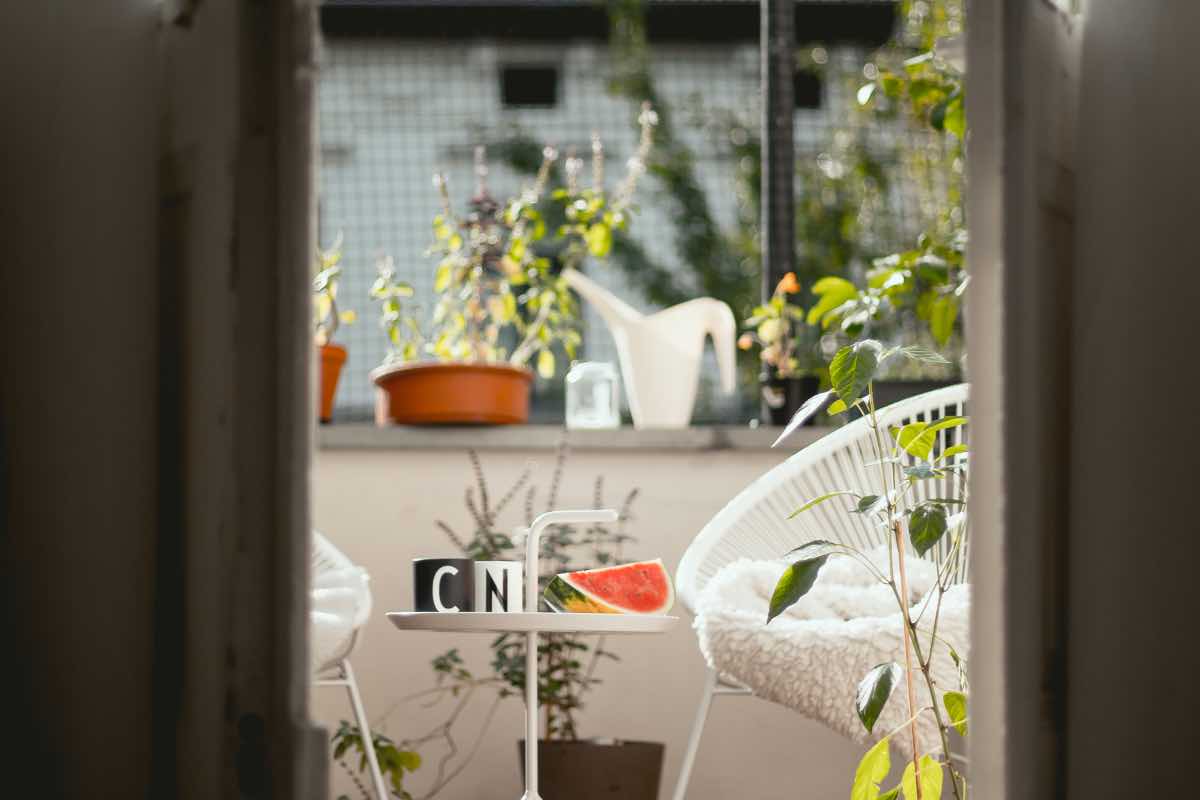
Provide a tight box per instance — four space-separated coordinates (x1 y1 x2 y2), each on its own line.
386 611 678 635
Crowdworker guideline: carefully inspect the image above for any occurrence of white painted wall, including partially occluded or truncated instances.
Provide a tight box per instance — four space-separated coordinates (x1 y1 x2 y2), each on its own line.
311 445 863 799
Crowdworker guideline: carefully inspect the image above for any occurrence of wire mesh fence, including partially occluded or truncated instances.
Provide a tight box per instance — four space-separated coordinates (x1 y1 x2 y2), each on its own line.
316 1 946 423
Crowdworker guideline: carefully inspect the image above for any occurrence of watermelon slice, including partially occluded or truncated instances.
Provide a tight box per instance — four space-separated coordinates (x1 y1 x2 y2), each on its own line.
543 559 674 614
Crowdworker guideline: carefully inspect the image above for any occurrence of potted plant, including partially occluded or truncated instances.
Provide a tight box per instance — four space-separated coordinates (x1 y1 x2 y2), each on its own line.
313 234 358 423
739 271 823 426
368 107 655 426
467 446 661 800
332 445 660 800
458 449 662 800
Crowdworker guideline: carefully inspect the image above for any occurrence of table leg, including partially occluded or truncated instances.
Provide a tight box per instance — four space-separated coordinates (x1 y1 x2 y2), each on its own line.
523 629 541 800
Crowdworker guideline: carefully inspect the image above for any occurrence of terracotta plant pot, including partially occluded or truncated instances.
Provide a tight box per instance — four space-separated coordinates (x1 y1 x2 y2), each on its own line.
518 739 664 800
369 361 533 425
318 343 347 424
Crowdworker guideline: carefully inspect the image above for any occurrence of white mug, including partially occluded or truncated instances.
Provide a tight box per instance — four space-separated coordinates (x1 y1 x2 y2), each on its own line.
474 561 523 613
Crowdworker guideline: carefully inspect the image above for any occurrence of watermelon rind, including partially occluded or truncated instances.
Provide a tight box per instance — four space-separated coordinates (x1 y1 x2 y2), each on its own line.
542 558 674 614
543 576 623 613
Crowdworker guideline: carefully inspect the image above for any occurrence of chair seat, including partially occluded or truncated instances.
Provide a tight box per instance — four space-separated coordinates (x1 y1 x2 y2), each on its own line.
693 549 969 762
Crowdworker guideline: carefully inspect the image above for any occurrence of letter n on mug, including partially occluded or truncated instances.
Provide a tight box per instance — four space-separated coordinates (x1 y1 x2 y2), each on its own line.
414 558 475 612
474 561 523 612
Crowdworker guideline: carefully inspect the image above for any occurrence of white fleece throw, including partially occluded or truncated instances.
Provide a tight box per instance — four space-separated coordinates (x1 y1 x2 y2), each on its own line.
694 548 969 761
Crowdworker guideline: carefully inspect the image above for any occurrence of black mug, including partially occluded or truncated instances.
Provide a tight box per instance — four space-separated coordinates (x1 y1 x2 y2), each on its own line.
413 558 475 612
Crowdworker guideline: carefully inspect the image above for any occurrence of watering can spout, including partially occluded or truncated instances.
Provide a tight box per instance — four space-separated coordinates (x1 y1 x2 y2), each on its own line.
562 268 644 330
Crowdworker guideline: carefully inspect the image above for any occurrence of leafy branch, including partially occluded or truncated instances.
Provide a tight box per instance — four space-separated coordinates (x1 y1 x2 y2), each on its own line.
768 340 968 800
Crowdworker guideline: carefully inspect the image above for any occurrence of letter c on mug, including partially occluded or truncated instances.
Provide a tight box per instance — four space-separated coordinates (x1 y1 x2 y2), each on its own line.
432 565 459 612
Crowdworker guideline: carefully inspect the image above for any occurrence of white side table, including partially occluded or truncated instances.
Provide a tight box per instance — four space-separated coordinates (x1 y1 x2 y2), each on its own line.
387 509 678 800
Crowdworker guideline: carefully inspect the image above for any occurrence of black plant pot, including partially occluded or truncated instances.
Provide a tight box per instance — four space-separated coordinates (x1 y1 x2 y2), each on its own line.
519 739 665 800
761 373 822 427
871 379 959 410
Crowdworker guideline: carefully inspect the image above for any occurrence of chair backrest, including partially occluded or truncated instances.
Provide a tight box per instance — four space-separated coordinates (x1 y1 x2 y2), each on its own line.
676 383 969 614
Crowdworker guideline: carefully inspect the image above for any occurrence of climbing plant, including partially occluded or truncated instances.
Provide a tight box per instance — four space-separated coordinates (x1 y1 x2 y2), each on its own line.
811 0 967 355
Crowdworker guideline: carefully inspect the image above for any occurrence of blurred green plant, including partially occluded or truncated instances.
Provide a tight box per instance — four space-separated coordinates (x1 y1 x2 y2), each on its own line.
438 444 639 740
738 271 815 379
373 108 655 380
607 0 755 313
368 254 419 361
815 0 967 353
331 722 421 800
334 446 640 797
808 227 966 348
313 232 358 346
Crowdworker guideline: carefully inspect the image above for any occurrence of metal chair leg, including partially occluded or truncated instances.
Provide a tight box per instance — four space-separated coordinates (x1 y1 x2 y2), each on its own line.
342 660 389 800
672 667 719 800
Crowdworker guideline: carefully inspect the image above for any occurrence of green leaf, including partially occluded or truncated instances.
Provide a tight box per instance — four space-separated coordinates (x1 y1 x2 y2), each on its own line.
829 340 881 408
434 264 452 293
851 738 891 800
895 345 950 365
930 295 959 346
333 738 351 759
930 98 949 131
901 755 943 800
766 556 829 623
943 691 968 736
854 495 884 515
937 443 969 462
944 92 966 139
585 223 613 257
879 73 903 98
879 789 901 800
788 491 857 519
783 539 845 559
398 750 422 771
772 390 834 448
827 398 849 415
537 349 556 379
893 422 937 461
806 277 859 327
925 416 967 436
904 464 942 480
856 663 903 734
909 504 949 556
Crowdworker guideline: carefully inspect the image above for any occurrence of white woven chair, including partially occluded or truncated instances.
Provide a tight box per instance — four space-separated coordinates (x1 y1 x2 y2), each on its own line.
311 531 388 800
671 384 969 800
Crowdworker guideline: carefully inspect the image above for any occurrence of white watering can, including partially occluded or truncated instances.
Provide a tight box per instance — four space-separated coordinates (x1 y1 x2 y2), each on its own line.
563 268 737 429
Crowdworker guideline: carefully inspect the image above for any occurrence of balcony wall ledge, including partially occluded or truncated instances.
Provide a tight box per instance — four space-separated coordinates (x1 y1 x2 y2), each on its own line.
317 423 836 452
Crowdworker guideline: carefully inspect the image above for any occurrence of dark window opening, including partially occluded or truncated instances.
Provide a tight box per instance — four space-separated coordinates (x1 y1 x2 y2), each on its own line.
794 70 823 109
501 65 559 108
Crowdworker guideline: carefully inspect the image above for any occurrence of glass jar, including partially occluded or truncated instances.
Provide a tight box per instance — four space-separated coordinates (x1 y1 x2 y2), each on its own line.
564 361 621 430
